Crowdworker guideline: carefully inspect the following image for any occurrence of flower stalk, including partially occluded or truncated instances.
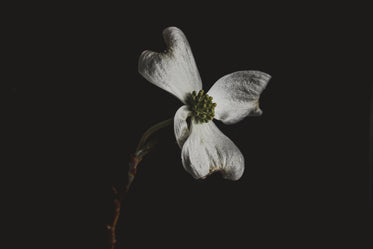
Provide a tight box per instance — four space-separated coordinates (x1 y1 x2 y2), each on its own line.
107 118 173 249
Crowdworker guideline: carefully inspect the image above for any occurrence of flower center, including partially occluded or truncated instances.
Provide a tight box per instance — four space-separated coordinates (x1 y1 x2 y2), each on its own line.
186 90 216 123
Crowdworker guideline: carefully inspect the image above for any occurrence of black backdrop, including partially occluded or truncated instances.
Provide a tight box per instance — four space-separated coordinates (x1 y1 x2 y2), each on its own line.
26 2 372 248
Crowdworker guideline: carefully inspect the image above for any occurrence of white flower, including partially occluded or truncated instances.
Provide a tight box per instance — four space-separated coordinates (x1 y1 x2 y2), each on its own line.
138 27 271 180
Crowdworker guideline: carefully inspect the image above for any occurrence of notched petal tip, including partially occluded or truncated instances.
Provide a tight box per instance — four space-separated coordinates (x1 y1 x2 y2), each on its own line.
249 100 263 117
207 70 271 124
181 121 245 181
206 160 244 181
137 27 202 103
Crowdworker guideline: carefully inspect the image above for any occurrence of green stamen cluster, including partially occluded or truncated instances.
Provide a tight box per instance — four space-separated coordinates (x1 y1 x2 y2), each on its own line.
186 90 217 123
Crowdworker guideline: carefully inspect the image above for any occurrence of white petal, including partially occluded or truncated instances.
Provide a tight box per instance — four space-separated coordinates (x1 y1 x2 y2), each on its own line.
181 120 244 180
207 71 271 124
174 105 191 148
138 27 202 103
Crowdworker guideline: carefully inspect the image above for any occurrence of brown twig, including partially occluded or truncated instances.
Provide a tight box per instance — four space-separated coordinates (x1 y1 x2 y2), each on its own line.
107 154 142 249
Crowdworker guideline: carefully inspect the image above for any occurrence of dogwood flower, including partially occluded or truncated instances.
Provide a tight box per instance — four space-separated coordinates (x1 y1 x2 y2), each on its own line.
138 27 270 180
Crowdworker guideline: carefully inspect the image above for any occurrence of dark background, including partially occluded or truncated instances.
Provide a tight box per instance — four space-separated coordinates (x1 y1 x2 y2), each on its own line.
16 2 372 248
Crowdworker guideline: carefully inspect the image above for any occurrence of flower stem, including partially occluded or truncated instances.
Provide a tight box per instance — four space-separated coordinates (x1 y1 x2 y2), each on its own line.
135 118 173 153
107 118 173 249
